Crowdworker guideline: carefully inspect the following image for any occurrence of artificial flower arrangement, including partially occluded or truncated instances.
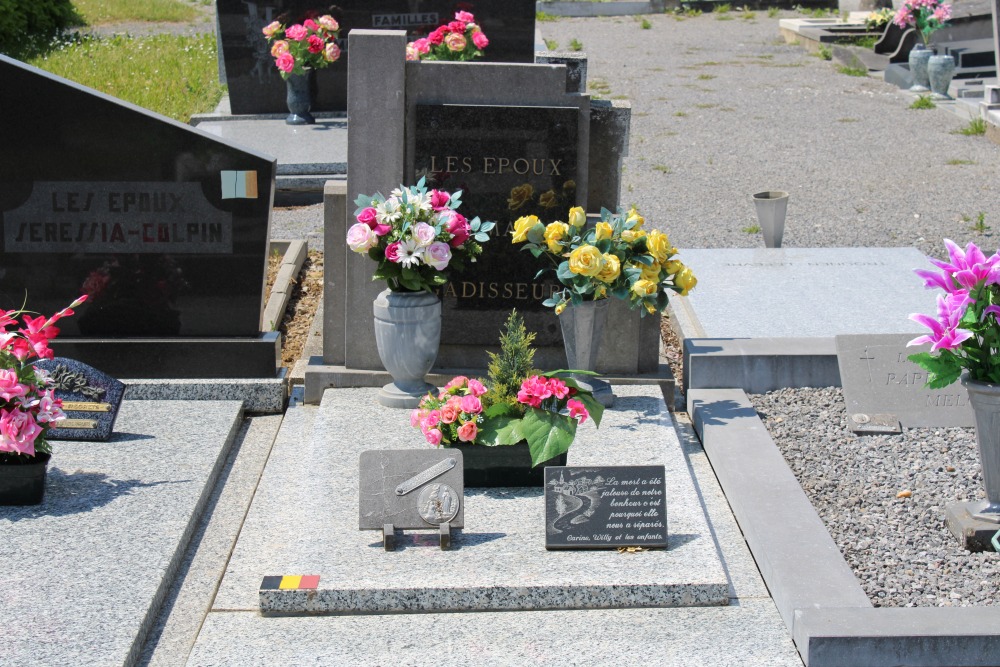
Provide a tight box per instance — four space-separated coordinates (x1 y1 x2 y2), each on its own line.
262 14 341 77
347 178 494 292
907 239 1000 387
864 7 895 32
0 295 87 463
893 0 951 45
410 310 604 467
511 205 697 315
406 10 489 61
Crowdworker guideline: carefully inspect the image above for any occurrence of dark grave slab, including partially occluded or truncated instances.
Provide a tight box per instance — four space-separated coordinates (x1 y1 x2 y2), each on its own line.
836 334 974 429
545 465 667 550
217 0 536 115
35 358 124 441
0 56 278 378
414 104 581 347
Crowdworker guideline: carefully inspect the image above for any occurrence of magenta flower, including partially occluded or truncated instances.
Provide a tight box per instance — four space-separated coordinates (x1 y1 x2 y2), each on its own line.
908 291 974 352
567 398 588 424
285 24 307 41
0 408 43 456
0 369 27 402
928 239 1000 289
459 394 482 414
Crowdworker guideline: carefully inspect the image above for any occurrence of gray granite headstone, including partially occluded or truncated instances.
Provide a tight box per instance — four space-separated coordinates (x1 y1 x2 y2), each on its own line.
545 466 667 550
34 357 125 441
836 334 974 429
359 449 465 530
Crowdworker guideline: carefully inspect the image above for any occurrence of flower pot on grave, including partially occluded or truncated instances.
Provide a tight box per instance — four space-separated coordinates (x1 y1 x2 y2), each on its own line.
959 375 1000 523
752 191 789 249
0 453 51 505
450 443 567 487
373 288 440 409
908 44 932 92
559 299 614 407
284 70 315 125
927 54 955 100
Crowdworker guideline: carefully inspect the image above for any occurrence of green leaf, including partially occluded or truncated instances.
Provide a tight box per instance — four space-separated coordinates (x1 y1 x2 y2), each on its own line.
477 415 524 446
907 352 963 389
521 409 577 467
556 261 574 282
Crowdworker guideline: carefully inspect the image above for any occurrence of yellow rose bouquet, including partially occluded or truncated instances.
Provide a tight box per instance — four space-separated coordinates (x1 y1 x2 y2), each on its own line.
512 206 696 315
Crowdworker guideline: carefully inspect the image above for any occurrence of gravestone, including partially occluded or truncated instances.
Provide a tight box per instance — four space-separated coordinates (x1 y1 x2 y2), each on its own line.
836 334 974 429
415 103 580 348
216 0 537 115
545 466 668 550
0 56 278 379
35 358 126 441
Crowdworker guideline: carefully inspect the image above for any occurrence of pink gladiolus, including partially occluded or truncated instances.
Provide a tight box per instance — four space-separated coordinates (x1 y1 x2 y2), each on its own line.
425 428 443 446
459 395 482 414
285 24 307 41
0 369 27 402
457 421 478 442
275 52 295 73
0 408 43 456
0 309 17 329
46 294 88 328
467 379 486 397
567 398 588 424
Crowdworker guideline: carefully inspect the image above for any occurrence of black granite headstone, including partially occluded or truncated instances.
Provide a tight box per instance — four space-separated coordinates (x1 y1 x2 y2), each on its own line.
217 0 536 114
0 56 278 378
545 466 668 550
35 358 125 442
414 104 580 347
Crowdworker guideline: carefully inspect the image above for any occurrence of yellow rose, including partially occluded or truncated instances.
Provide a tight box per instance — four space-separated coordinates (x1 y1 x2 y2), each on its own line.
544 222 570 253
645 302 658 315
665 259 684 275
568 206 586 228
676 267 697 296
569 245 605 277
631 278 658 298
626 207 645 229
507 184 534 210
594 285 607 299
539 190 558 209
647 229 672 263
639 260 661 282
621 229 646 244
512 215 539 243
555 302 567 316
595 222 613 242
597 253 621 283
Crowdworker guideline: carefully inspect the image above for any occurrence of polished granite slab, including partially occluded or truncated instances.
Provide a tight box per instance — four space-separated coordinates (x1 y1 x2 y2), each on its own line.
213 385 728 615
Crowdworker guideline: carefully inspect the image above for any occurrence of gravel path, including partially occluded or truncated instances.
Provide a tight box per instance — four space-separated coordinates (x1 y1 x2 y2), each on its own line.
751 387 1000 607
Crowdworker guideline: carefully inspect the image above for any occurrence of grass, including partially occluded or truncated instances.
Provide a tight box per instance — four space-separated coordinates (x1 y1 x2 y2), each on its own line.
837 65 868 77
536 11 557 22
72 0 198 24
544 38 558 50
743 224 761 234
956 117 987 136
740 10 756 20
697 74 716 80
816 44 832 61
673 111 688 117
910 95 936 109
569 38 583 52
946 158 976 165
653 164 672 174
641 18 652 29
29 33 223 122
839 35 878 49
965 212 990 234
588 78 612 96
695 103 717 109
767 7 780 17
713 3 732 13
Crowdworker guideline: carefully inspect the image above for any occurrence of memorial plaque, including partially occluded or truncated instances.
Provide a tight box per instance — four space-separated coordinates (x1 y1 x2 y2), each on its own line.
35 358 125 441
545 466 667 550
414 104 580 347
217 0 537 114
359 449 465 530
836 333 974 428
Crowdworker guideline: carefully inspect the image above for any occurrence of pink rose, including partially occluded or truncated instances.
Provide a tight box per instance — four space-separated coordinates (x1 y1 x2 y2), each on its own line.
444 376 468 391
459 395 482 414
0 408 42 456
410 408 423 427
318 15 339 32
457 421 478 443
413 222 437 247
425 428 443 446
385 241 402 263
275 52 295 73
413 38 431 55
262 20 281 38
307 34 324 54
357 207 378 225
454 10 475 23
447 213 469 248
346 222 378 253
429 189 450 210
270 40 289 57
467 379 487 397
567 398 588 424
303 18 319 31
445 32 467 53
324 42 341 62
472 29 488 50
0 369 27 402
425 242 452 271
440 403 459 424
285 24 307 41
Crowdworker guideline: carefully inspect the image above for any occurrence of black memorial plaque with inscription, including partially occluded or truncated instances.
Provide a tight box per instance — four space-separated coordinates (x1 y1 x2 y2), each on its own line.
35 358 125 442
217 0 536 114
545 466 668 550
414 104 580 347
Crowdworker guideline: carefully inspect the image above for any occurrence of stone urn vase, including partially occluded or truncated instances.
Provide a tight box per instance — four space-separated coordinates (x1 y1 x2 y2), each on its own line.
751 191 789 249
0 453 50 505
558 299 614 407
959 375 1000 524
284 70 315 125
373 289 441 408
927 54 956 100
908 44 932 92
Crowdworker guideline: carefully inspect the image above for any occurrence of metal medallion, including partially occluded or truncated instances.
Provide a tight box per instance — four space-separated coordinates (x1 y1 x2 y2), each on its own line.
852 413 870 424
417 483 460 525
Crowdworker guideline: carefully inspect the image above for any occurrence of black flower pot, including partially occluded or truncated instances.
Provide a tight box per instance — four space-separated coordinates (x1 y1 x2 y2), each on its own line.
450 443 566 487
0 453 50 505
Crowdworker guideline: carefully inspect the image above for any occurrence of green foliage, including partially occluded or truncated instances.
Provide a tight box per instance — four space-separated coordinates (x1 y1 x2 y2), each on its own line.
742 224 761 234
910 95 936 109
641 18 652 29
713 3 732 13
767 7 780 17
72 0 197 24
544 38 558 50
536 11 557 22
816 44 832 60
968 212 990 235
908 352 962 389
837 64 868 76
958 117 987 136
483 310 537 415
0 0 80 59
569 38 583 52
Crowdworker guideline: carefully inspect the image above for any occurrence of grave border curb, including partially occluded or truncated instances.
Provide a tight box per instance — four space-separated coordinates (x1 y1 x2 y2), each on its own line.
688 387 1000 667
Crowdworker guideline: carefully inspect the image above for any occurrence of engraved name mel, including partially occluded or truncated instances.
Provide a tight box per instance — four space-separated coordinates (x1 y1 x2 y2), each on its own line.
429 156 563 176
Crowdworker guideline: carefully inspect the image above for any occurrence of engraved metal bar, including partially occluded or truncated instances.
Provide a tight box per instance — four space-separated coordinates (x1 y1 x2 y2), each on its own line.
394 457 457 496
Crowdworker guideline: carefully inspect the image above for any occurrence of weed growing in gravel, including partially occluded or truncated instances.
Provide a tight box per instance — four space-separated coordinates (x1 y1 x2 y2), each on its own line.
767 7 780 17
536 11 557 22
641 18 652 29
837 65 868 77
695 103 717 109
909 95 935 109
697 74 716 80
716 14 734 20
653 164 672 174
569 38 583 51
743 224 761 234
741 10 755 20
815 44 832 60
966 212 990 235
683 7 703 17
589 78 612 96
946 158 975 165
673 111 688 117
713 3 732 13
957 117 987 136
544 38 558 50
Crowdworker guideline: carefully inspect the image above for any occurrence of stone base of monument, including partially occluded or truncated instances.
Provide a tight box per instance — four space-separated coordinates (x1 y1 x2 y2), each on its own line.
122 373 287 414
946 501 1000 552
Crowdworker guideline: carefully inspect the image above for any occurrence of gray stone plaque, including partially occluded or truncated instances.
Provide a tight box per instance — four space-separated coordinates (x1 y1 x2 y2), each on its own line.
545 466 667 550
359 450 465 530
836 333 974 428
34 357 125 441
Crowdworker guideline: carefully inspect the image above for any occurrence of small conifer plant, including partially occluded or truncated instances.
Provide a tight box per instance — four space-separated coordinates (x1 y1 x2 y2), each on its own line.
483 309 537 417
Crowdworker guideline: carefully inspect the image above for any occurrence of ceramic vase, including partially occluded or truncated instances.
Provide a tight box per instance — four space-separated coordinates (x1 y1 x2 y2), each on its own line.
927 54 955 100
908 44 932 92
373 289 440 408
559 299 614 407
0 453 50 505
284 71 315 125
960 375 1000 523
751 191 789 249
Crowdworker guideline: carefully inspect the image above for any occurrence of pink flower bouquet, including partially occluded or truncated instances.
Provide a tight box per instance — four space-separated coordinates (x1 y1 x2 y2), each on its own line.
907 239 1000 387
348 178 495 293
411 371 603 468
0 295 87 462
893 0 951 45
406 11 489 62
262 14 341 78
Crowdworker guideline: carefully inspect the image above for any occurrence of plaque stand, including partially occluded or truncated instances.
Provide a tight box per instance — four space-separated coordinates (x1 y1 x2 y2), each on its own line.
382 522 453 551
